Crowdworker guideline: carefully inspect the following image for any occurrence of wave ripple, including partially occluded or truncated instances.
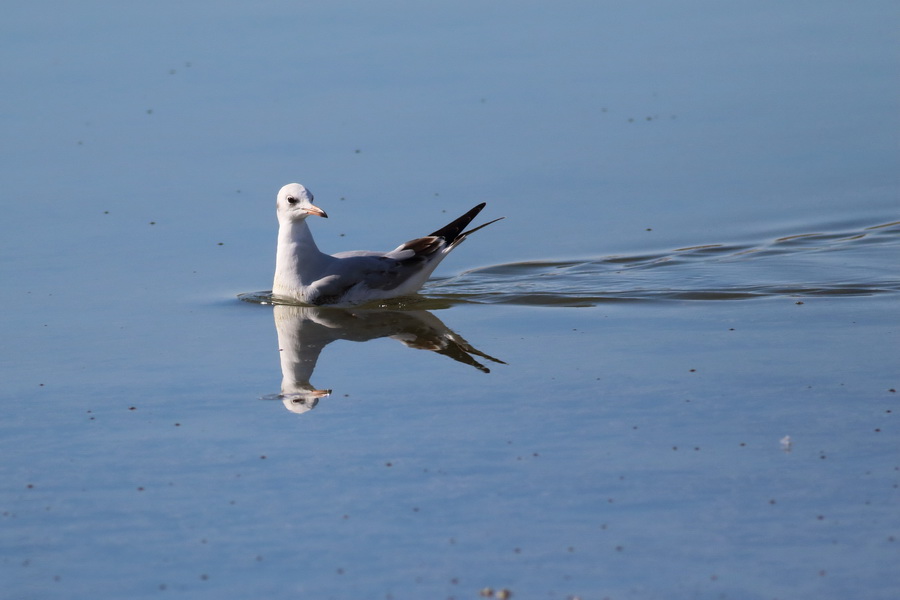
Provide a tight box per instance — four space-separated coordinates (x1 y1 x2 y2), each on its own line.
423 220 900 306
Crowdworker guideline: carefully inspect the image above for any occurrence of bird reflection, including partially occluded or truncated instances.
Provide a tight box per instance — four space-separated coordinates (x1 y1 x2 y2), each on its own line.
273 305 505 413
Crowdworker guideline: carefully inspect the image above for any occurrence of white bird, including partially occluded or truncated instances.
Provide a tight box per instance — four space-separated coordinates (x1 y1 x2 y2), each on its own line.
272 183 502 306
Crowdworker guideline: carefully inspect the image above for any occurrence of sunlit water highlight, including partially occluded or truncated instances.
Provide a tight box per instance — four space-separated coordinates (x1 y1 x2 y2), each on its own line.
240 219 900 308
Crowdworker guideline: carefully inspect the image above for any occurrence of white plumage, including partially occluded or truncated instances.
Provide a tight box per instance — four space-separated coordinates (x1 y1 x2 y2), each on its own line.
272 183 501 306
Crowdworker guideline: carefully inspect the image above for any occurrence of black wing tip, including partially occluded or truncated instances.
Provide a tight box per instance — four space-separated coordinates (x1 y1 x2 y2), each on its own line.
460 215 504 238
429 203 489 241
458 202 488 223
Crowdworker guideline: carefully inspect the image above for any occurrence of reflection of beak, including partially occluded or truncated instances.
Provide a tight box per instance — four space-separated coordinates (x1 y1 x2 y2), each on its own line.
304 206 328 218
279 389 332 414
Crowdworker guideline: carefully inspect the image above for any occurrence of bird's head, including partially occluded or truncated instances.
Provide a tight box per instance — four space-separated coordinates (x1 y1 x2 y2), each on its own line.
276 183 328 223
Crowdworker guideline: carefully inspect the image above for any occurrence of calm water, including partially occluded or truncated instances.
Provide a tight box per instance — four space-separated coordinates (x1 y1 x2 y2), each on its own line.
2 2 898 599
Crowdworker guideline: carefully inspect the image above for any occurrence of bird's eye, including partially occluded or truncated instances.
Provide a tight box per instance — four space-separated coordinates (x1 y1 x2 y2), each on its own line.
287 196 298 205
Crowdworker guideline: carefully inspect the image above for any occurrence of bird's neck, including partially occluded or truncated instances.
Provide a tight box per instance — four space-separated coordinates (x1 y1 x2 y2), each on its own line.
273 219 325 293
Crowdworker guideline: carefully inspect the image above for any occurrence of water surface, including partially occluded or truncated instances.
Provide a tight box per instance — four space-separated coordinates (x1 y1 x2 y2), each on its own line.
1 2 898 599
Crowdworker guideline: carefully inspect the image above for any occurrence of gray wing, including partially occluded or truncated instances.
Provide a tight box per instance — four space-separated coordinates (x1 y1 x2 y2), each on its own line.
310 206 502 305
312 237 446 303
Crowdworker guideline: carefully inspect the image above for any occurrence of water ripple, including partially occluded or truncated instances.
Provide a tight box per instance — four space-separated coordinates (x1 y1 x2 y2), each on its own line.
240 220 900 309
423 219 900 306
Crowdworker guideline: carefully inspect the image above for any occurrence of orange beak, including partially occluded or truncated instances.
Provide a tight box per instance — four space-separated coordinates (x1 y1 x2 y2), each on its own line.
304 206 328 218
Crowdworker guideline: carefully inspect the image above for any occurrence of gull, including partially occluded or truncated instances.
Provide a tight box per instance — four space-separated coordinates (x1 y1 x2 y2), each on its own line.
272 183 502 306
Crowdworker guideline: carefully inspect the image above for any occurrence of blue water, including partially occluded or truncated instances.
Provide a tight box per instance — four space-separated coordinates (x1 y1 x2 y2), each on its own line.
2 2 898 599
